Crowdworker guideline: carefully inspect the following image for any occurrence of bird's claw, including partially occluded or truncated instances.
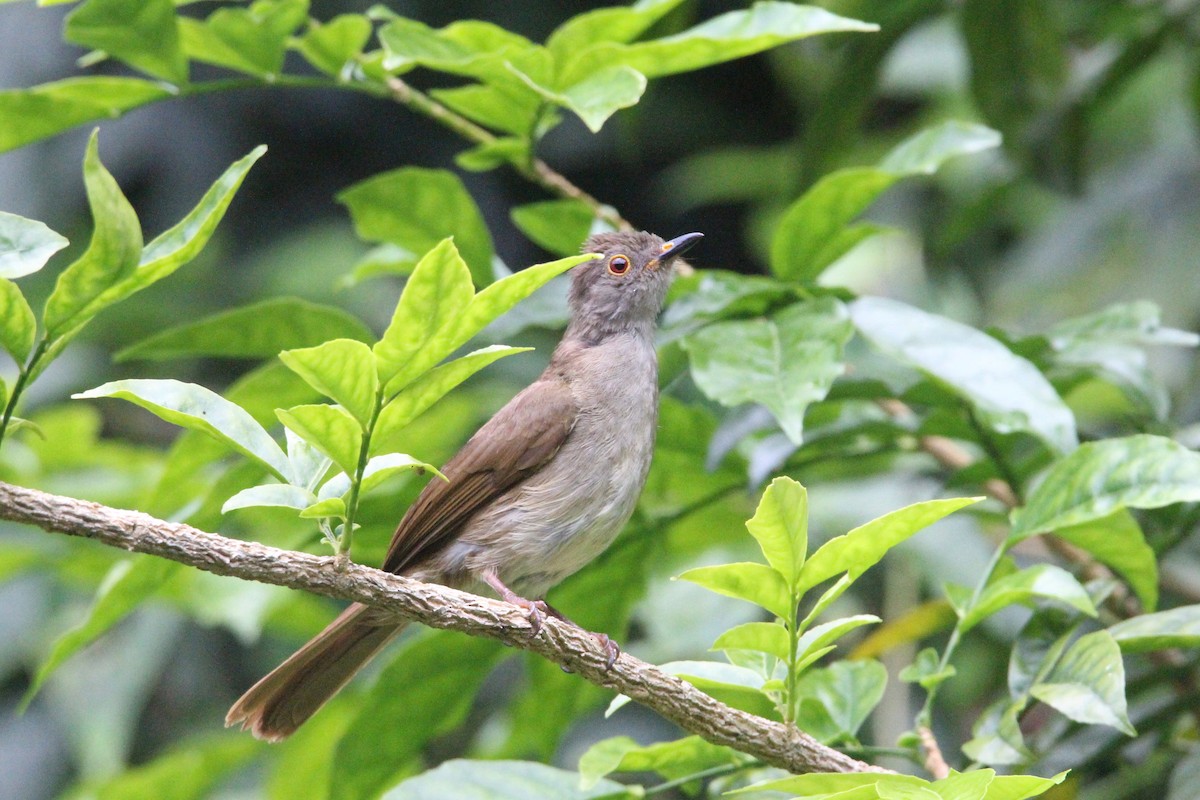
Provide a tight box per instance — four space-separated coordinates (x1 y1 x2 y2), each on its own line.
519 599 550 637
594 633 620 671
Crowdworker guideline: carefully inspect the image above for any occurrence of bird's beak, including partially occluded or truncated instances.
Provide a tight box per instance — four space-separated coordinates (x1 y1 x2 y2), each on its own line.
659 232 704 263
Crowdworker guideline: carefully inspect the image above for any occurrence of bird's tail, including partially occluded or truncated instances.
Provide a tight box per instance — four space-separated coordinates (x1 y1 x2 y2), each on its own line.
226 602 402 742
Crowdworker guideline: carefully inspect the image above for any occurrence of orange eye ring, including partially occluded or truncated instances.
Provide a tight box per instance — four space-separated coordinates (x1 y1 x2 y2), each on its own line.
607 254 630 275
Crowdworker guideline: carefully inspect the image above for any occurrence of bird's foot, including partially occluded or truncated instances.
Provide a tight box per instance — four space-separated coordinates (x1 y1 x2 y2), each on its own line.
593 632 621 671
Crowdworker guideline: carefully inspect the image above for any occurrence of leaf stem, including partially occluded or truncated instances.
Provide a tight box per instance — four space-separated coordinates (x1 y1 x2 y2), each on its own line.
338 392 382 556
0 338 49 450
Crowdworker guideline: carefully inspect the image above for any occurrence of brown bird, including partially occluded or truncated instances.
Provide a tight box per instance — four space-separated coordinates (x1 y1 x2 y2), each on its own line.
226 230 703 741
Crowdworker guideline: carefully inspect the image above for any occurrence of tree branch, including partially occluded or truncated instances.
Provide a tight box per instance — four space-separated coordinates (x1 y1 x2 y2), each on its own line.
0 480 888 777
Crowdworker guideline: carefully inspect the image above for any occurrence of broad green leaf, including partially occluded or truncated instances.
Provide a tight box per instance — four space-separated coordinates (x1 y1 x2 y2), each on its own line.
851 297 1078 455
711 621 790 660
377 17 537 77
745 476 808 587
795 615 881 666
65 0 188 84
683 298 853 444
794 660 887 740
578 734 742 790
800 573 854 630
43 131 143 337
929 770 993 800
513 63 647 132
75 379 291 481
318 453 446 501
300 497 346 519
456 253 596 340
661 268 794 337
567 2 878 83
960 565 1096 633
772 122 1000 281
64 735 260 800
664 661 778 719
0 77 170 154
294 14 372 77
737 773 924 796
979 772 1069 800
799 497 981 594
180 0 308 77
1047 300 1199 349
221 483 314 514
373 238 475 393
1043 510 1158 611
548 0 689 58
117 297 371 361
962 699 1030 766
1008 608 1075 700
0 279 35 364
676 562 793 619
23 557 179 705
878 782 941 800
430 83 543 137
277 404 361 476
1109 605 1200 653
1030 630 1135 735
1011 434 1200 537
334 632 507 800
899 647 957 691
279 339 378 428
510 200 596 257
0 211 68 278
371 345 529 455
338 167 494 287
381 760 632 800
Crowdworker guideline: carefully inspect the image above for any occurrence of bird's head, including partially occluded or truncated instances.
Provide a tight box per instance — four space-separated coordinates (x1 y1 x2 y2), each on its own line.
568 230 703 338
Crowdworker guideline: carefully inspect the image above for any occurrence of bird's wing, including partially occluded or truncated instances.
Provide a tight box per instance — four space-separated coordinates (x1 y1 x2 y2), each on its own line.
380 376 578 575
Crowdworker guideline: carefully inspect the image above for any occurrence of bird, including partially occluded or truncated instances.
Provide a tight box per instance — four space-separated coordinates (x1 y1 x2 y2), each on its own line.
226 230 704 741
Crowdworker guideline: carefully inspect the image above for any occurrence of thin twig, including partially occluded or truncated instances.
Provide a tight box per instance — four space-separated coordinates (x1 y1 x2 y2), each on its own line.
0 480 890 777
917 726 949 779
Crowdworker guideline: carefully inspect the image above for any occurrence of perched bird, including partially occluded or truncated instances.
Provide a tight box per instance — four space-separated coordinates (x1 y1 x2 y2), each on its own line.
227 230 703 741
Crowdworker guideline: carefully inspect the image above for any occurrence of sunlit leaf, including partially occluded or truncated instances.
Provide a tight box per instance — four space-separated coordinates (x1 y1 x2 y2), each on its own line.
962 699 1029 766
799 497 981 594
744 476 808 588
711 621 790 660
294 14 372 77
117 297 372 361
510 200 596 257
1109 605 1200 653
677 562 793 619
75 379 292 481
0 279 35 364
577 734 743 791
795 660 887 741
222 483 314 514
0 211 68 279
795 615 881 666
683 298 853 444
1011 434 1200 538
279 339 378 428
381 759 633 800
512 63 646 132
180 0 308 77
960 565 1096 633
318 452 445 501
851 297 1078 455
0 77 170 154
1041 510 1157 611
65 0 188 84
1030 631 1135 735
43 131 143 337
277 404 361 476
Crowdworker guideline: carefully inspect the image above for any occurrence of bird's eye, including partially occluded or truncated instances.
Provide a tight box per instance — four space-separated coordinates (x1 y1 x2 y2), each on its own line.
608 254 630 275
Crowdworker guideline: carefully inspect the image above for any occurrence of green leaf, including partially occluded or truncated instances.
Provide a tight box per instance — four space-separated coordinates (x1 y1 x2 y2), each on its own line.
962 699 1030 766
929 769 994 800
1030 630 1135 735
23 557 179 706
745 476 809 588
279 339 378 428
338 167 494 287
799 497 981 594
663 661 779 719
1008 608 1075 699
43 131 143 337
276 404 361 476
294 14 372 77
1109 605 1200 653
318 452 445 501
457 252 596 340
65 734 260 800
514 63 647 132
300 497 346 519
794 660 888 740
960 565 1097 633
381 759 633 800
569 2 878 83
371 345 529 456
0 279 35 364
510 200 597 257
221 483 315 514
711 621 790 660
0 211 69 278
683 298 854 444
74 378 292 481
677 562 793 619
979 772 1069 800
578 734 743 791
64 0 188 84
547 0 689 59
772 122 1001 282
739 773 922 796
0 77 171 154
1045 510 1158 611
335 632 507 800
850 296 1078 455
377 17 537 77
795 615 881 666
180 0 309 77
1011 434 1200 537
899 647 957 691
117 297 371 362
